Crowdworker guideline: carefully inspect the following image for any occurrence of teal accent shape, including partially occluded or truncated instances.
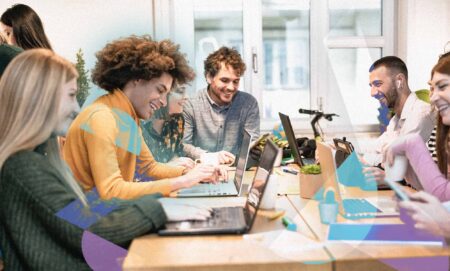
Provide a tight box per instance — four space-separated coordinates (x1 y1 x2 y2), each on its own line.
112 108 141 155
336 152 377 191
56 188 119 229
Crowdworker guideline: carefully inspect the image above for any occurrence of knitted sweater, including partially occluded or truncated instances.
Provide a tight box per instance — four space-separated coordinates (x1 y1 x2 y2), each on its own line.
0 142 167 270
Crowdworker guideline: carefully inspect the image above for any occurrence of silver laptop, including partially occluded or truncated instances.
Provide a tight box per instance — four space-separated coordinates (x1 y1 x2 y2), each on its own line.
279 112 315 167
159 140 279 235
317 141 398 219
176 129 252 197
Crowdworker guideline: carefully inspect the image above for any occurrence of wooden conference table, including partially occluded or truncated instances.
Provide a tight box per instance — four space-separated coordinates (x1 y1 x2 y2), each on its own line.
123 169 450 271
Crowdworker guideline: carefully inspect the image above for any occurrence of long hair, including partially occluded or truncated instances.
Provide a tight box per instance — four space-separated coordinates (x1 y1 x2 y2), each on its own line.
433 56 450 176
1 4 52 50
0 49 87 205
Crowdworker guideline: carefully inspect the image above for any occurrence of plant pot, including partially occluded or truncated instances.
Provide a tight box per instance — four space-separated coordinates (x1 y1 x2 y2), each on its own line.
299 173 324 199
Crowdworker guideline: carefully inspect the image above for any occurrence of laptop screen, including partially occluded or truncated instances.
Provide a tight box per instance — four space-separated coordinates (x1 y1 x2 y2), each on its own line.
233 129 252 189
278 112 303 167
243 140 278 228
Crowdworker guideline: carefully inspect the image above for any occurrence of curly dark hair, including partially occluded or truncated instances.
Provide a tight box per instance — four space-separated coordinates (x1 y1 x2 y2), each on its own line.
204 46 246 78
92 35 195 92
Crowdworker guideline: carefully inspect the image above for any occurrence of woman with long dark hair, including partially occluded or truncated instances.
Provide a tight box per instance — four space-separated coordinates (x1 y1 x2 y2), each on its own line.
0 4 52 50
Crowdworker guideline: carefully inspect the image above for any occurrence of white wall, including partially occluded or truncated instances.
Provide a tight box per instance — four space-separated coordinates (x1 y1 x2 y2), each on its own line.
1 1 449 98
398 0 450 91
0 0 154 73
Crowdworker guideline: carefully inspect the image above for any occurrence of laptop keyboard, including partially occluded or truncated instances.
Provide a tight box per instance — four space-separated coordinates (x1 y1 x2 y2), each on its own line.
178 181 236 196
190 207 244 228
343 199 381 218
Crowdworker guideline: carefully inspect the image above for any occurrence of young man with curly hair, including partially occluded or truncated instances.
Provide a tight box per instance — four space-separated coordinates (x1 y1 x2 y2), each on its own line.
183 46 260 163
64 36 222 200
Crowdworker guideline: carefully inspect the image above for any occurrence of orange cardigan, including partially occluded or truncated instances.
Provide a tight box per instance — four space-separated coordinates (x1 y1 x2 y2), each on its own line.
64 90 184 199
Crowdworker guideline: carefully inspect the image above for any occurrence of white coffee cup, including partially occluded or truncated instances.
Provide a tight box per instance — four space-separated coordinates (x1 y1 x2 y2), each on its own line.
260 174 278 210
384 155 408 182
197 153 219 166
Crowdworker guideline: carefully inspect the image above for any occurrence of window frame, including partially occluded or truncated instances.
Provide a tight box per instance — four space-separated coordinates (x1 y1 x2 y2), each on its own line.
153 0 396 135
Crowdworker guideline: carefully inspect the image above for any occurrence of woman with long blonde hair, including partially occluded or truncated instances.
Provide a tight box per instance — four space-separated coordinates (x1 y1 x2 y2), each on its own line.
0 49 210 270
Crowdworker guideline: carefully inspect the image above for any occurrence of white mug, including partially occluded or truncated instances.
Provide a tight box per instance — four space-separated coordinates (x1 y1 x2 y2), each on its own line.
385 155 408 182
196 153 220 166
260 174 278 210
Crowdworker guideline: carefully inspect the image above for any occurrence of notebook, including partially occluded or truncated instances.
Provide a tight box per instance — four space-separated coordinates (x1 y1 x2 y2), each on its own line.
176 129 252 197
278 112 315 167
158 140 279 235
317 141 398 219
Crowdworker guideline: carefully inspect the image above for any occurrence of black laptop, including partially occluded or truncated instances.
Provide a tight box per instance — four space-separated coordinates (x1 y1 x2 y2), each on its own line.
278 112 315 167
158 140 279 235
176 129 253 197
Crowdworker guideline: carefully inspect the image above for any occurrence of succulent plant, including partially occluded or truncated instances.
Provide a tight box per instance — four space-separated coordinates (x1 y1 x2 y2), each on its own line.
300 164 321 175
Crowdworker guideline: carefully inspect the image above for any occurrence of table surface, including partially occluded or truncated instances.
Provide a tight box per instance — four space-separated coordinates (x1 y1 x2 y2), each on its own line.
123 168 450 271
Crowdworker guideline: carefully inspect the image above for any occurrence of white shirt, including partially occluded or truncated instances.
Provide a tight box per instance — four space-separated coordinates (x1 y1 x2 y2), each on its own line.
367 92 436 189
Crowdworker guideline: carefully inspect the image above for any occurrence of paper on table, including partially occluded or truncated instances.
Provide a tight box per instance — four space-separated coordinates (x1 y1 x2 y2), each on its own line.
244 230 324 261
277 178 300 195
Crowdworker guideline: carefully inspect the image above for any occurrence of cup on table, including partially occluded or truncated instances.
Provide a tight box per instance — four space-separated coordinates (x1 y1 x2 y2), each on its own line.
195 153 220 166
319 202 338 224
385 155 408 182
260 174 278 210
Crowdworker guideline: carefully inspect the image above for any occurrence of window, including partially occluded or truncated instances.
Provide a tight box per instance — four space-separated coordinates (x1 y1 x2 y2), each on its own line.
156 0 394 133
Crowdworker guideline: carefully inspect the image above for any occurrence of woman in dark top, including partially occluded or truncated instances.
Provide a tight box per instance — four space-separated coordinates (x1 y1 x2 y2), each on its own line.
0 4 52 50
142 86 195 168
0 49 210 270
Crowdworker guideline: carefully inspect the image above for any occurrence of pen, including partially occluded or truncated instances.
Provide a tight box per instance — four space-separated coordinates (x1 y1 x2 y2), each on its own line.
281 216 297 231
282 168 298 175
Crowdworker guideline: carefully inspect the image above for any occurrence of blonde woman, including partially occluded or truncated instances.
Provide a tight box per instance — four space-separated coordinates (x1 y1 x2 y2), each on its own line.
0 49 211 270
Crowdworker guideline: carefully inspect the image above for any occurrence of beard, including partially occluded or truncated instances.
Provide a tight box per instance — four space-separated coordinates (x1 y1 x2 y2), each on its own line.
385 85 398 109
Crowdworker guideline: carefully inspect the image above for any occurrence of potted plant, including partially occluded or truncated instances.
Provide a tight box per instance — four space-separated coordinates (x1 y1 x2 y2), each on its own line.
299 164 324 199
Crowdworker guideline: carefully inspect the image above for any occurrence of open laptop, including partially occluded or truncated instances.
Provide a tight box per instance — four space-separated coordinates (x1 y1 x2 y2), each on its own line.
278 112 315 167
317 141 398 219
176 129 253 197
159 140 279 235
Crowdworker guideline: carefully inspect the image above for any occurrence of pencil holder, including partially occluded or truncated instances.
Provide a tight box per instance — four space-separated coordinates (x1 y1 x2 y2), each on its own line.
319 190 338 224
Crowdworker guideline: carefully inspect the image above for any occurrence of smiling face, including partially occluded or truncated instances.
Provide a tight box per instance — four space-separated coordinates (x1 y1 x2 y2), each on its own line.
0 21 16 46
55 78 79 136
430 72 450 125
207 63 240 106
369 66 398 109
123 72 173 120
167 91 187 115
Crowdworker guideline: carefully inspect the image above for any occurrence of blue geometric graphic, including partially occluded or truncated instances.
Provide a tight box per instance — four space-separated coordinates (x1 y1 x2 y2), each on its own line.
56 188 119 230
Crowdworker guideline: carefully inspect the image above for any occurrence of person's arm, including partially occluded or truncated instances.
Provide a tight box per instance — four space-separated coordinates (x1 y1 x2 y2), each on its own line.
402 103 435 142
244 98 261 139
138 135 185 180
3 154 167 250
88 194 167 247
390 133 450 201
83 110 181 199
182 98 207 159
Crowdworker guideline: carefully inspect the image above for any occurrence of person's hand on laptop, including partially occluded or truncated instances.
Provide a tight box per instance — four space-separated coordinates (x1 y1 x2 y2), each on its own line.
168 157 195 169
217 165 228 182
158 198 212 221
399 191 450 237
215 151 235 165
180 164 219 186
